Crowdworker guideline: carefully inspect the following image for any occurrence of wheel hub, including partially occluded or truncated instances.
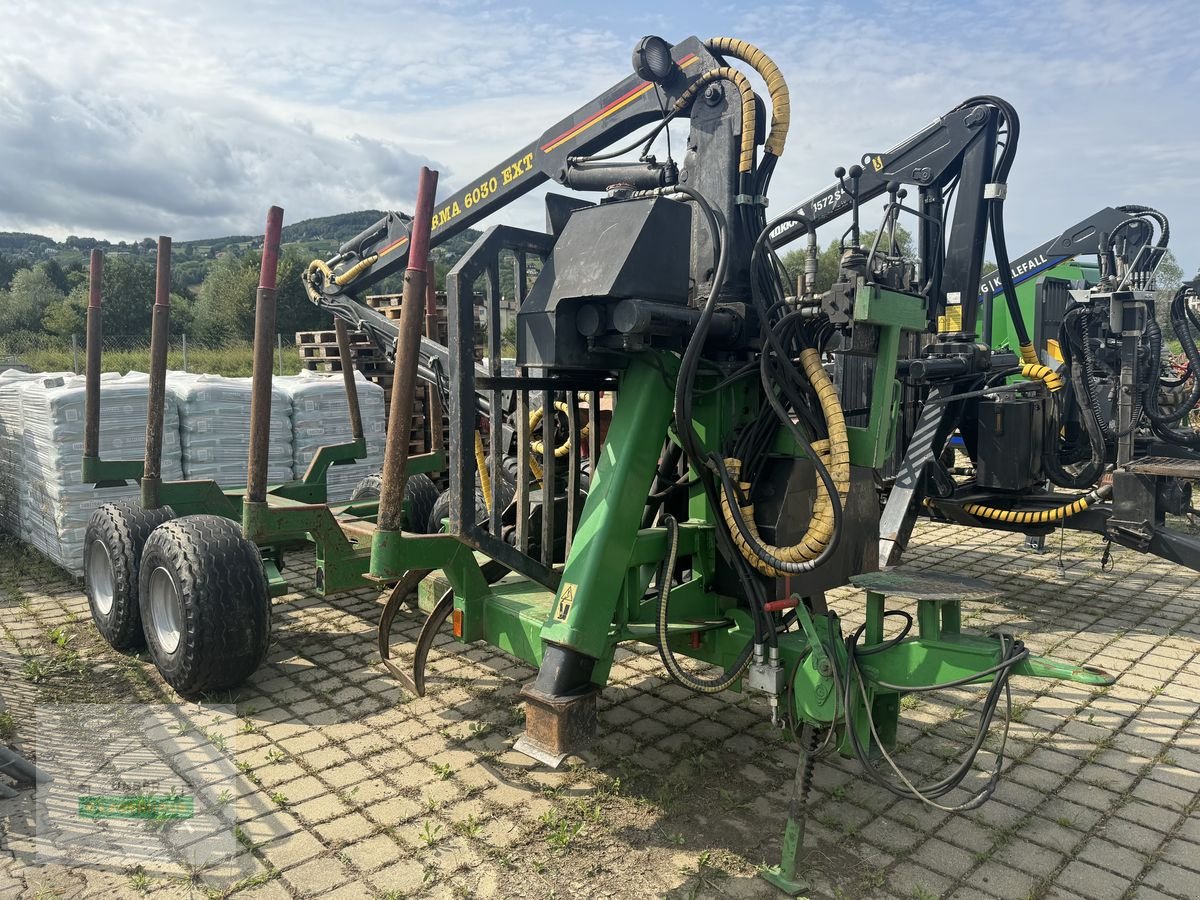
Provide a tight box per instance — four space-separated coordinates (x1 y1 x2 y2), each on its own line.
86 539 115 616
147 566 184 654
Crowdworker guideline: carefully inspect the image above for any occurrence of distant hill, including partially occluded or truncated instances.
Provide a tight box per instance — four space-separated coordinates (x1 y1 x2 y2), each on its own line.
0 211 487 294
0 210 482 264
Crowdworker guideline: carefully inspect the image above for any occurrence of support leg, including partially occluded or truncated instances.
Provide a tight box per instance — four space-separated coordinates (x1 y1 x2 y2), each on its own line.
761 725 819 896
534 354 678 692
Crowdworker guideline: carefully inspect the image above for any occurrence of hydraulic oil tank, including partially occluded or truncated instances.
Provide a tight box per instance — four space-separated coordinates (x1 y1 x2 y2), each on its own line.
975 389 1046 492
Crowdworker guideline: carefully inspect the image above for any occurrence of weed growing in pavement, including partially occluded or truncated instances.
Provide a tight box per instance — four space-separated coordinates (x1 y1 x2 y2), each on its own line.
418 820 442 847
126 867 152 894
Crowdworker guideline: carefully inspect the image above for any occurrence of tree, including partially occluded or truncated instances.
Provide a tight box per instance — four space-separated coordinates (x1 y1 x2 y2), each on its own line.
42 289 86 337
91 256 157 336
1154 250 1183 305
780 225 914 295
193 253 258 343
192 249 324 344
0 267 65 335
0 254 22 292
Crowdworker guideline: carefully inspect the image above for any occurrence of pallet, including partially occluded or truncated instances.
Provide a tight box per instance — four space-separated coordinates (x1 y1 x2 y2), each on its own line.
295 323 448 455
295 329 373 346
299 343 384 361
301 359 391 375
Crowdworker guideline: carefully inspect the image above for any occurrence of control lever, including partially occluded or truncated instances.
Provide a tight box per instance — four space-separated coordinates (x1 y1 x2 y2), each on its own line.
835 164 864 248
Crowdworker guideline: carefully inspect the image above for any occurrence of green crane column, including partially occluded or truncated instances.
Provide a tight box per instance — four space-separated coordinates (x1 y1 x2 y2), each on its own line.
537 353 677 677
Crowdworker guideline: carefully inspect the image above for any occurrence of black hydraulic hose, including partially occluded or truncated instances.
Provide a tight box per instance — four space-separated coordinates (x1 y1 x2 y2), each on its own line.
1117 204 1170 248
1042 361 1106 488
953 96 1034 357
654 514 754 693
668 186 773 646
838 613 1026 809
1043 308 1107 487
1147 288 1200 426
1066 307 1118 441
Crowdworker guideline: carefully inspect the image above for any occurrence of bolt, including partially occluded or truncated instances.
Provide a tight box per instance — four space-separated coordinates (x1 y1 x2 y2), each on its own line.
703 84 723 106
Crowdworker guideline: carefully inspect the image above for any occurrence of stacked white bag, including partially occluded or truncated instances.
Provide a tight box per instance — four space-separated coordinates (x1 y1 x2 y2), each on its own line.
168 373 293 485
278 370 385 502
17 372 184 574
0 369 49 535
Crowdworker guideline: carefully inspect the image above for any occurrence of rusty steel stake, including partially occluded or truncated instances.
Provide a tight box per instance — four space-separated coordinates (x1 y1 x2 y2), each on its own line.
334 319 365 444
425 278 445 460
83 249 104 464
141 236 172 509
376 167 439 533
246 206 285 506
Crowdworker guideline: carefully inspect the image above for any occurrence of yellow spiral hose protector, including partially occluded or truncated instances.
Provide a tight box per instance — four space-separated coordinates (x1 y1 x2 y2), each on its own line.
474 431 493 514
673 67 756 173
529 401 590 459
706 38 790 159
927 483 1112 526
719 349 851 576
1020 362 1064 393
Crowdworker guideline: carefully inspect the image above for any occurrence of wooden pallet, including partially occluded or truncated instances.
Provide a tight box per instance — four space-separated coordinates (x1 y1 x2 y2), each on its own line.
299 343 384 361
295 329 374 346
295 324 448 455
301 358 391 375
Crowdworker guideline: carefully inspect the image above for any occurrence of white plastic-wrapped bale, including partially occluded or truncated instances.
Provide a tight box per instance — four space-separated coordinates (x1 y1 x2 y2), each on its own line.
278 370 386 502
168 373 293 486
18 372 184 574
0 369 52 535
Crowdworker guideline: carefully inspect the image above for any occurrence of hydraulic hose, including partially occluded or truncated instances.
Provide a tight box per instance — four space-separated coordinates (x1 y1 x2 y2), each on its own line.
669 185 774 648
840 613 1025 811
529 401 590 459
474 431 493 514
953 96 1039 368
1041 310 1106 488
1146 288 1200 427
717 350 850 576
655 514 754 693
673 67 756 174
933 483 1113 526
705 38 789 159
1020 363 1063 393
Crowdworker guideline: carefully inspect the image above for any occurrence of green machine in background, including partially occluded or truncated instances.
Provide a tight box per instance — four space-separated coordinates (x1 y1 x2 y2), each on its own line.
939 206 1154 359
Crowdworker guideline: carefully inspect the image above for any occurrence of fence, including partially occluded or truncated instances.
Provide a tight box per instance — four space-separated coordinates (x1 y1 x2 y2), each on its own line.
0 333 303 378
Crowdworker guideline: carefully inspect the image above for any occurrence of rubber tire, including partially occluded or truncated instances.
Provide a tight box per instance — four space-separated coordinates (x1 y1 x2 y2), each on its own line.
83 501 175 650
139 515 271 699
427 482 500 533
349 472 439 534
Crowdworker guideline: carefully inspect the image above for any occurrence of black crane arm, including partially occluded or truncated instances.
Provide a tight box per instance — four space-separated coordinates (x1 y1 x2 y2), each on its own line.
768 106 996 249
305 35 725 319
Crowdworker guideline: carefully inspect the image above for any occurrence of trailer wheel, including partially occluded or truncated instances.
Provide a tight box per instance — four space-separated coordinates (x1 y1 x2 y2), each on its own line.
350 472 439 534
84 501 175 650
139 515 271 699
427 476 514 533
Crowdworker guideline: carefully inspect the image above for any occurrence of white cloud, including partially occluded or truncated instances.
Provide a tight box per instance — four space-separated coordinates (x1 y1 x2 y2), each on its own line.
1 0 1197 277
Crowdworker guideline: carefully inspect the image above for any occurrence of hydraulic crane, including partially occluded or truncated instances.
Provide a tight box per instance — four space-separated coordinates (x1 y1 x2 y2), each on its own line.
298 35 1178 893
78 32 1198 896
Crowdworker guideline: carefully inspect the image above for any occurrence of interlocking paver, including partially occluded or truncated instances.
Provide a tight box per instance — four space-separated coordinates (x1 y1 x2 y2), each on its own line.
2 521 1199 898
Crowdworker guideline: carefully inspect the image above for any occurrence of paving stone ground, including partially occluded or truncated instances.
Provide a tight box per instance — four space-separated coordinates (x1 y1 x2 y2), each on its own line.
1 520 1198 899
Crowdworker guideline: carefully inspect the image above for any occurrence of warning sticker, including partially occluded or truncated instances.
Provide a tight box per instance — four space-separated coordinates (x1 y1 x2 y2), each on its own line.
555 583 578 621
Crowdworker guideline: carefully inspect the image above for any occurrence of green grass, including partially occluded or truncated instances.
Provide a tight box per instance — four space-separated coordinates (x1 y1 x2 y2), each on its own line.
9 342 303 379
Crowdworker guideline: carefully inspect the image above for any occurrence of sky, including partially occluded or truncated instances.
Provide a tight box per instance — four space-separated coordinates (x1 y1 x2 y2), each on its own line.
2 0 1198 276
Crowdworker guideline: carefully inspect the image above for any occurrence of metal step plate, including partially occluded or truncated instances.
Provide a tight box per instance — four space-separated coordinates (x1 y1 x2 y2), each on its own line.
1124 456 1200 479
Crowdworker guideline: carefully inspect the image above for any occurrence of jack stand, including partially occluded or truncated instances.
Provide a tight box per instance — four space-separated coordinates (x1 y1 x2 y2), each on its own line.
761 725 819 896
514 683 599 768
1023 534 1046 553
